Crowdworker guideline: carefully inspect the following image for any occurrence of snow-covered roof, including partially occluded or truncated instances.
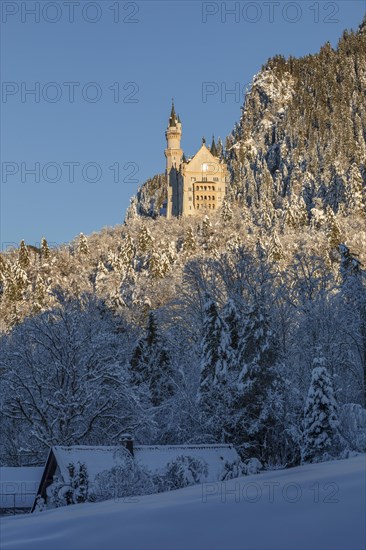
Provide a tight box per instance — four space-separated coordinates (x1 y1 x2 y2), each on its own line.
0 467 43 509
51 444 239 484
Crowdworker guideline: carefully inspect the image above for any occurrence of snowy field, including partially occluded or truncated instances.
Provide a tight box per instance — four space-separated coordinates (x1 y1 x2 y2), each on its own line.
1 455 365 550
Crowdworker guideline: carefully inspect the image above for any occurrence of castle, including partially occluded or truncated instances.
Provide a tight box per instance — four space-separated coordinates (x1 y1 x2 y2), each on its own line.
164 102 229 218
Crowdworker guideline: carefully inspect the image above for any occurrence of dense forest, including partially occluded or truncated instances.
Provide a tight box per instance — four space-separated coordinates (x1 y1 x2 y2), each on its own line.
1 19 365 469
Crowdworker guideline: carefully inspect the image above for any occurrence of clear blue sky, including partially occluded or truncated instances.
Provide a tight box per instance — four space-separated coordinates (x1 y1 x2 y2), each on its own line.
1 0 365 248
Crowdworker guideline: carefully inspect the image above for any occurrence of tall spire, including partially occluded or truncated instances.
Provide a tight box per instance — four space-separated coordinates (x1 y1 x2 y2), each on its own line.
210 135 218 156
169 99 177 127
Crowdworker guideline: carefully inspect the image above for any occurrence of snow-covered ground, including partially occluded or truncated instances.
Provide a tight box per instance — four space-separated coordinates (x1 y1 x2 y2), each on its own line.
1 455 365 550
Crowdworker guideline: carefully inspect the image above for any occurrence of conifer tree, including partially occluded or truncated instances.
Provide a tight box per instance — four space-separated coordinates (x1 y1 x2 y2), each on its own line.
297 197 309 227
183 226 197 253
221 197 233 222
5 262 28 302
199 295 230 397
33 274 47 313
0 255 9 295
284 198 297 229
77 233 89 256
234 303 283 461
95 260 109 292
130 311 175 406
222 298 241 353
137 225 153 254
40 237 50 261
326 207 342 250
120 233 135 267
216 137 224 159
198 295 234 441
18 240 30 269
302 356 339 462
148 247 170 279
346 163 365 214
269 231 284 262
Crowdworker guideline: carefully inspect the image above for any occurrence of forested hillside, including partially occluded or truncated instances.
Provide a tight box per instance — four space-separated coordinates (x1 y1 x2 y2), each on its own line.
227 17 366 214
0 19 365 469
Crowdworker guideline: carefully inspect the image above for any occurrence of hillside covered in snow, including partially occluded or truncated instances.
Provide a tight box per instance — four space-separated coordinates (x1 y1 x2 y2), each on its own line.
1 455 365 550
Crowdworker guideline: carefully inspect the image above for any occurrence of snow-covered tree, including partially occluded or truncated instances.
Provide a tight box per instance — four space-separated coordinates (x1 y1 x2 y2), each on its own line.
95 259 109 292
222 298 241 354
233 302 287 463
77 233 89 256
325 207 341 250
40 237 50 261
18 240 30 269
183 226 197 253
221 197 233 222
120 233 135 267
269 231 284 262
33 274 48 313
5 262 28 303
130 311 175 406
199 295 231 397
0 294 140 457
198 295 233 441
346 163 365 214
302 356 339 462
148 247 170 279
137 225 153 254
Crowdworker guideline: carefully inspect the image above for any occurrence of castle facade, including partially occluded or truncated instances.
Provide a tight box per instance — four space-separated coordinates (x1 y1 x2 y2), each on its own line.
164 103 229 219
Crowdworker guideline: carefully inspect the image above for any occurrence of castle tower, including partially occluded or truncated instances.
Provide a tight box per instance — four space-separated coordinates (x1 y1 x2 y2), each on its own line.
163 102 229 219
165 101 183 218
165 101 183 173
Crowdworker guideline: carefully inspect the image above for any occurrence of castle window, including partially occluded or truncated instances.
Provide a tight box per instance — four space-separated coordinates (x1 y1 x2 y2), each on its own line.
212 204 215 209
202 177 207 182
188 187 192 191
197 204 199 209
204 196 207 200
204 186 207 191
214 177 219 182
191 177 196 181
212 196 215 200
189 197 192 201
